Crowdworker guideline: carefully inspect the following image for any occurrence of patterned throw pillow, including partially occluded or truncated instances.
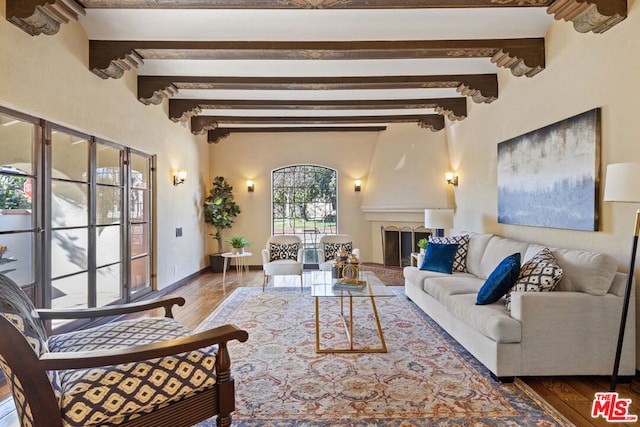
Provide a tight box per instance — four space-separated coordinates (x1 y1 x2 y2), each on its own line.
429 234 470 272
269 242 300 262
322 242 352 261
506 247 563 311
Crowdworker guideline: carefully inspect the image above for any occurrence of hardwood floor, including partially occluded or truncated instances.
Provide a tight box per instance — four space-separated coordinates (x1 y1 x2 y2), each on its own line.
1 268 638 427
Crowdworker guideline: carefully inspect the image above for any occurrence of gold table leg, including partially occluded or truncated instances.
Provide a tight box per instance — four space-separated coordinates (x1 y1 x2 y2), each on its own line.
315 294 387 354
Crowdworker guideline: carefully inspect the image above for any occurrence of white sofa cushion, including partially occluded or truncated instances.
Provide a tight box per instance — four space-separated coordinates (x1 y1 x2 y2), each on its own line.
422 275 484 304
479 236 530 279
445 294 522 343
552 249 617 296
465 233 493 278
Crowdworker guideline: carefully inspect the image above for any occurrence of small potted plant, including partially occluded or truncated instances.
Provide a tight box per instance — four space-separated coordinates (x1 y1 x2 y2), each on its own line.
225 234 253 254
417 238 429 255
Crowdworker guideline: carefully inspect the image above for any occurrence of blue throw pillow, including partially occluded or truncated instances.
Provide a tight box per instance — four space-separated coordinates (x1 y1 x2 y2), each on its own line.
476 253 521 305
420 242 459 274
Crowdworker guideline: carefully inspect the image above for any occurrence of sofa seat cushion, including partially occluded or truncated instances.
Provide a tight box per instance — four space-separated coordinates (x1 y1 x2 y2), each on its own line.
422 276 485 305
263 259 302 275
445 294 522 343
404 267 476 290
48 318 217 427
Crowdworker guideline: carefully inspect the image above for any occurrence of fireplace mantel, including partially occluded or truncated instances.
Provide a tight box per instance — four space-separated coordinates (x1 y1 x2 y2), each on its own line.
360 205 426 223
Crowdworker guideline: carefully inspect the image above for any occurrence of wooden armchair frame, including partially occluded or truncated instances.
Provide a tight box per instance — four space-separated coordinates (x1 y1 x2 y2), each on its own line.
0 293 248 427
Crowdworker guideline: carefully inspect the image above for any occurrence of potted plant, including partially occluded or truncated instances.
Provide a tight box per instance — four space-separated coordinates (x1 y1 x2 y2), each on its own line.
225 234 253 254
417 238 429 255
204 176 241 272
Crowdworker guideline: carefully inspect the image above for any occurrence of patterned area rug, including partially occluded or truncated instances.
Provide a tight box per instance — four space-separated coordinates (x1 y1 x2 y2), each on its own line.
196 286 569 426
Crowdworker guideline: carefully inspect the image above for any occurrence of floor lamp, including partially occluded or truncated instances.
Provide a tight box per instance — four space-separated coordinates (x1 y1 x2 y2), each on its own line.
424 208 454 238
603 162 640 392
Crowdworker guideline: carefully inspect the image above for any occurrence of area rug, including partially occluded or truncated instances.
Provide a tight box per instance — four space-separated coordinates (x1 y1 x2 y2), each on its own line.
196 286 570 426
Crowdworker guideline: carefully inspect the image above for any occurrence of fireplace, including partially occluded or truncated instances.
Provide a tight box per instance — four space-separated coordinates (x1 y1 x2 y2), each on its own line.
381 225 430 267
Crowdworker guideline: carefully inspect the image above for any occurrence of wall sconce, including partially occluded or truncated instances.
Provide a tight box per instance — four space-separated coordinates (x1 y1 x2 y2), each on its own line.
247 180 254 192
172 170 187 186
445 172 458 186
354 180 362 192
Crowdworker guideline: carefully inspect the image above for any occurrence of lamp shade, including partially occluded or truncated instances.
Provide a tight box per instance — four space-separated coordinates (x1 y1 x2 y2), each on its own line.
604 163 640 203
424 208 454 230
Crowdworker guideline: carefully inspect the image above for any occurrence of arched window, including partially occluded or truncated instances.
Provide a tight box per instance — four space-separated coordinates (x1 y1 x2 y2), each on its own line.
272 165 337 264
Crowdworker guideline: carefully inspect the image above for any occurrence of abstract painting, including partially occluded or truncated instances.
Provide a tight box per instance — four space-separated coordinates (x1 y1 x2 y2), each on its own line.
497 108 601 231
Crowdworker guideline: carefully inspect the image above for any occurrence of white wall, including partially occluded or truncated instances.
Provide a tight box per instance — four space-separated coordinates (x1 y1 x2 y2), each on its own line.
447 3 640 366
0 2 210 290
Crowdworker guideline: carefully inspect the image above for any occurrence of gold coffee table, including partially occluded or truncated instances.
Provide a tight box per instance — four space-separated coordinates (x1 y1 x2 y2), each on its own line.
310 271 394 354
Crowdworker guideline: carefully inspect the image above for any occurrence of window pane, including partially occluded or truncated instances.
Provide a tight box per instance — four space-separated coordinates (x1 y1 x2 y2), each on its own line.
52 229 88 278
130 189 149 222
51 131 88 182
51 272 88 328
97 264 121 306
0 186 33 231
96 145 122 186
51 272 88 310
0 115 34 175
52 181 88 227
97 186 122 225
130 154 149 189
130 224 148 257
130 256 149 293
0 231 34 286
97 225 121 267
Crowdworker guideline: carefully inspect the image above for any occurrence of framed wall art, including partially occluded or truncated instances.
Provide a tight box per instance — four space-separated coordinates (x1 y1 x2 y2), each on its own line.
497 108 601 231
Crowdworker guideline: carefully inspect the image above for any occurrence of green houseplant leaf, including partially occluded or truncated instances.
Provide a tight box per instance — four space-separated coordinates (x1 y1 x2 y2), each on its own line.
204 176 241 253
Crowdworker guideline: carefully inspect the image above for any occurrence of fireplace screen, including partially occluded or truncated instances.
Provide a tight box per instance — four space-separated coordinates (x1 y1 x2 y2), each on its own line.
381 226 430 267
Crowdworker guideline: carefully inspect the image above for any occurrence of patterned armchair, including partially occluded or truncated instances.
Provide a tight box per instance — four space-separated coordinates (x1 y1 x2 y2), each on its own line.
318 234 361 271
261 235 303 291
0 273 248 427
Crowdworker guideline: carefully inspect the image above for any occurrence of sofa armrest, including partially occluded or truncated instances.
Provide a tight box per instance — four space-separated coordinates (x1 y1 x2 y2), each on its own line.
510 290 636 375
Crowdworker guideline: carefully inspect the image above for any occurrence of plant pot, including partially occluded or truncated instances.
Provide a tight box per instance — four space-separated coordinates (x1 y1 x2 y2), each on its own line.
231 247 244 254
209 254 230 273
420 248 426 255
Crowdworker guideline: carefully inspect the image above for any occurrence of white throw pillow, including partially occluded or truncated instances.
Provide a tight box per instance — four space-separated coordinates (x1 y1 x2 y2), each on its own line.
506 247 563 311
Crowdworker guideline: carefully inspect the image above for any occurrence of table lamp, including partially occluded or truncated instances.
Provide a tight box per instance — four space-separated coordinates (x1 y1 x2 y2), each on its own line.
424 208 454 238
603 162 640 391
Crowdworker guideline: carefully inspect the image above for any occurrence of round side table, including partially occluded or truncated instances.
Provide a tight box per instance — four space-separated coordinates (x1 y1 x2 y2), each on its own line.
221 251 252 286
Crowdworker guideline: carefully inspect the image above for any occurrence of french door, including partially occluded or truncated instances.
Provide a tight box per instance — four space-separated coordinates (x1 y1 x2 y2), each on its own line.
0 106 155 329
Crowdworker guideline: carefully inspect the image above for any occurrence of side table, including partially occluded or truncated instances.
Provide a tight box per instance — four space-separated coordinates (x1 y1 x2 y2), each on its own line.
221 251 252 286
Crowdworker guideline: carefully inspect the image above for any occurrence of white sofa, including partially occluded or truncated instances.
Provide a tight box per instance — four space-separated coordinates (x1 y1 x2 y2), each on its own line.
404 232 636 381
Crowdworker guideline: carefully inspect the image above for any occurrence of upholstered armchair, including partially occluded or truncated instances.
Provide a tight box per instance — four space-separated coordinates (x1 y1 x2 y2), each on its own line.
0 273 248 427
261 235 303 290
318 234 361 271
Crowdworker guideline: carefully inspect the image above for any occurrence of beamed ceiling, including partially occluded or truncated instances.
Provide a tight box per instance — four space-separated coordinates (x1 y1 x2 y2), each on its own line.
6 0 628 143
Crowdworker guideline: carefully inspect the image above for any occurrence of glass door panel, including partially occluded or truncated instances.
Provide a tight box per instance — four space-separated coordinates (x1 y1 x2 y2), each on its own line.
50 127 90 313
128 152 152 296
0 112 37 289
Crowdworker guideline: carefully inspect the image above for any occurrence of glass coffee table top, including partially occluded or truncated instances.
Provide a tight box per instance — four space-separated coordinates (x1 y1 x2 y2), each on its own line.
309 270 395 298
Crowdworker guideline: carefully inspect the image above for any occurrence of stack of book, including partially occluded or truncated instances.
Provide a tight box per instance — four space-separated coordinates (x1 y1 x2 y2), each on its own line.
333 279 367 290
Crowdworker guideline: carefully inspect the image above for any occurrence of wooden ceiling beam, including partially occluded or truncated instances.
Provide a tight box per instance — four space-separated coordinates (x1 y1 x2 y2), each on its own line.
207 126 387 144
169 98 467 122
139 75 498 106
191 114 445 134
548 0 626 34
90 39 544 80
6 0 85 36
79 0 553 8
6 0 626 36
